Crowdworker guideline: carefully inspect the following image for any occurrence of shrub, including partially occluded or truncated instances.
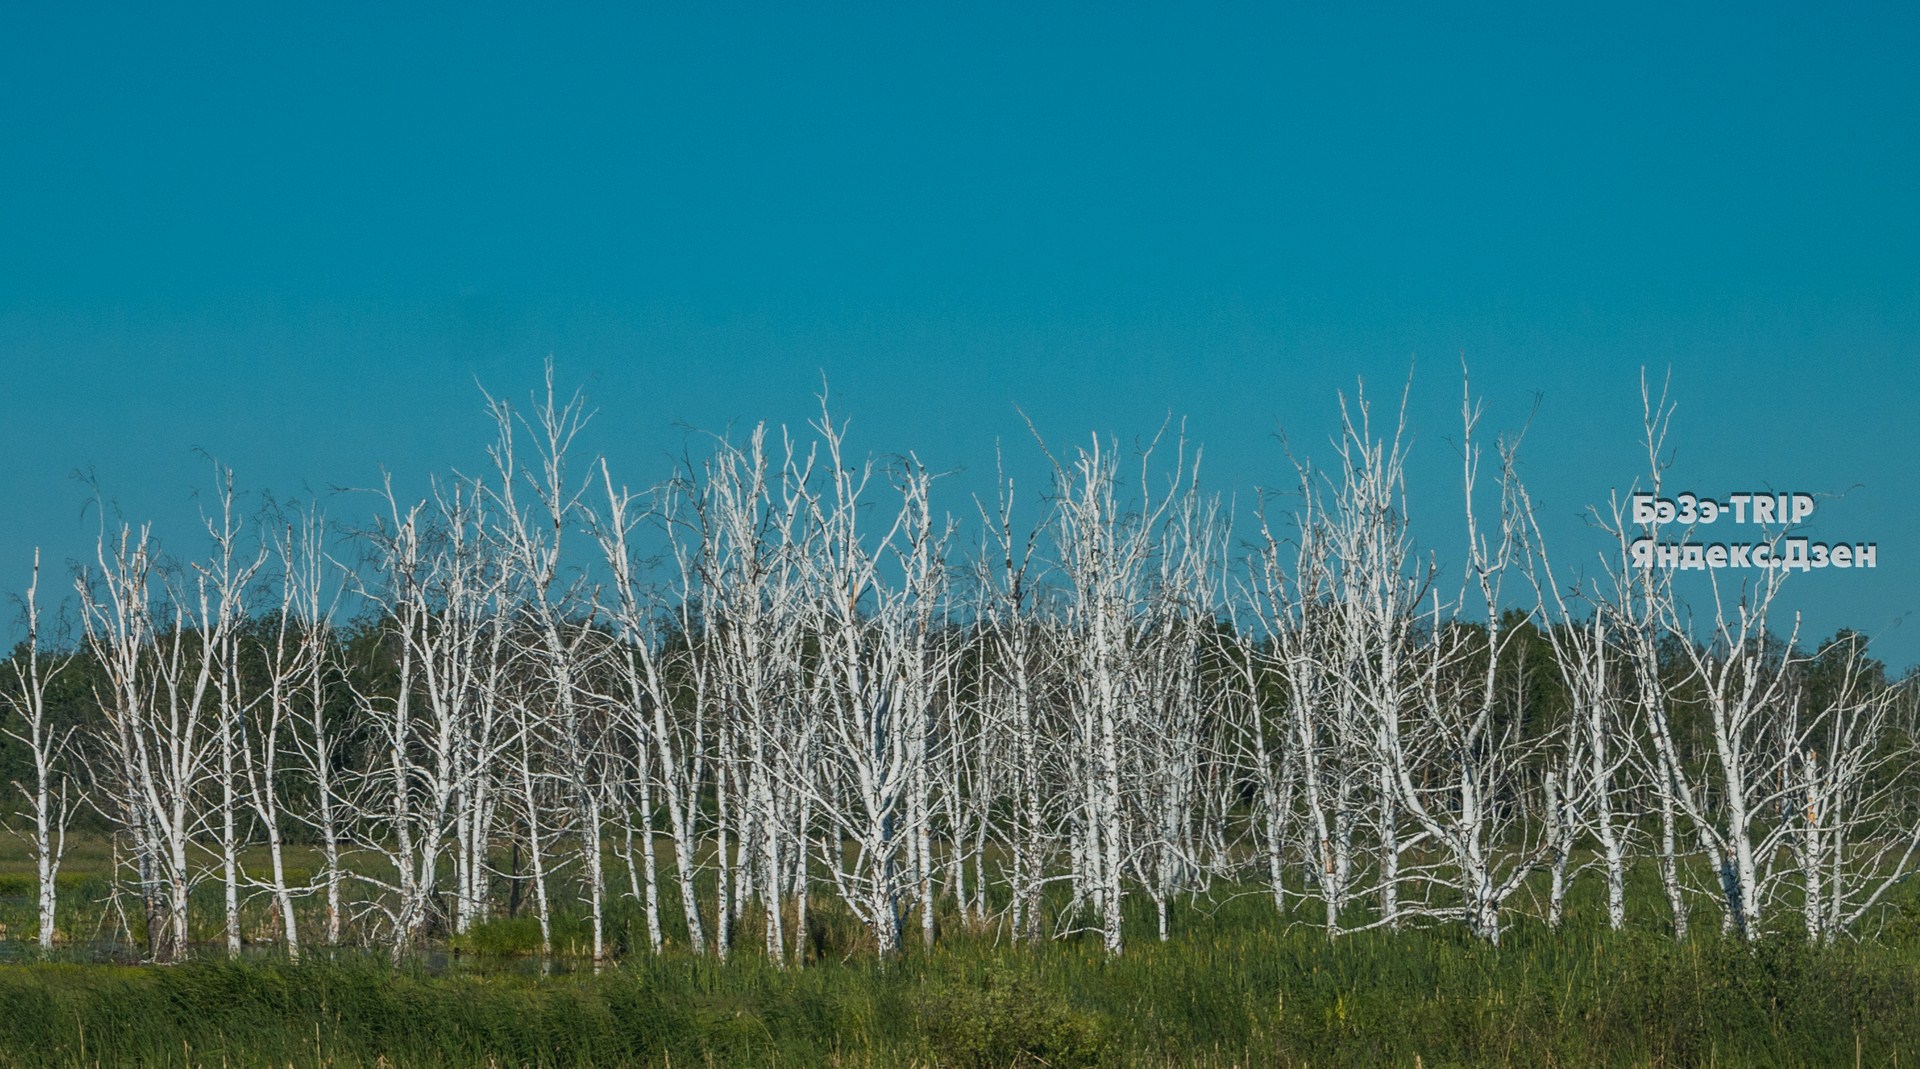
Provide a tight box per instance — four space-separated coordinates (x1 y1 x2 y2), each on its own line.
917 962 1104 1069
454 915 545 956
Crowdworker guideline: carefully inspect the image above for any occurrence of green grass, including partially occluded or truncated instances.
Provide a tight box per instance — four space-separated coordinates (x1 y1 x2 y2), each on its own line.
1 895 1918 1067
5 835 1920 1065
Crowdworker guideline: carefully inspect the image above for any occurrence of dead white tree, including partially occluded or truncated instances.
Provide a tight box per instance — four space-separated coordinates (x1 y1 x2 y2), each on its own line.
1222 559 1290 917
78 496 247 962
664 420 817 964
1392 386 1547 943
1319 385 1434 933
484 371 613 960
1134 476 1225 942
280 506 348 946
77 521 168 959
3 551 78 950
891 456 954 952
1610 374 1802 943
709 422 814 965
1600 374 1702 940
198 466 268 957
591 464 712 954
1661 567 1803 940
797 408 943 959
242 516 321 959
1520 486 1633 931
1252 457 1358 934
970 453 1062 942
1782 632 1920 942
354 475 507 959
1041 424 1191 955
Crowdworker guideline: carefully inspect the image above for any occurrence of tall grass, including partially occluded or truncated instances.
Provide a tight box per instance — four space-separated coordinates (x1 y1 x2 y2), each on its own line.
2 889 1917 1068
6 833 1920 1065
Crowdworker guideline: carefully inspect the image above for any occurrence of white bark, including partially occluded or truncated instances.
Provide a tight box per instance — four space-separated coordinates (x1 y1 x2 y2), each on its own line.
3 551 78 951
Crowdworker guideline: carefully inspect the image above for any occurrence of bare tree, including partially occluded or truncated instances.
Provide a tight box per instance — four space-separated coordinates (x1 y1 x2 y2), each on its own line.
1782 632 1920 942
242 516 318 959
77 496 246 962
799 408 947 958
1041 425 1193 955
1319 385 1434 933
3 551 78 950
280 506 348 946
198 466 268 957
591 464 711 954
970 452 1061 942
1521 494 1634 932
355 475 508 959
484 370 612 959
1376 386 1543 944
1252 455 1357 934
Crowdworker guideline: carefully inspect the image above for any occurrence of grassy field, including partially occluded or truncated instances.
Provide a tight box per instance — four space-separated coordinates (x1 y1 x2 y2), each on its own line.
3 836 1920 1067
3 907 1919 1067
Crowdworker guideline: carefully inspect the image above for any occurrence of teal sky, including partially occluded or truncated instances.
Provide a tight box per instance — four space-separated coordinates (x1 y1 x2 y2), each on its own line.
3 4 1916 664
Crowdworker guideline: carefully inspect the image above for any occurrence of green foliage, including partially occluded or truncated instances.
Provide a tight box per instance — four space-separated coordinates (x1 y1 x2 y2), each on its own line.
449 915 546 956
917 962 1104 1069
450 913 594 957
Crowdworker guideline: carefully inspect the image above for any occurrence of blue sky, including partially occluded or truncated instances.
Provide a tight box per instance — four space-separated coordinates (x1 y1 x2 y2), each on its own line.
3 4 1917 664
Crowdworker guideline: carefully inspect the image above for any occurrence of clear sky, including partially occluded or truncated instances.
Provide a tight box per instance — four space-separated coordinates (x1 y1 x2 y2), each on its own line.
3 4 1917 665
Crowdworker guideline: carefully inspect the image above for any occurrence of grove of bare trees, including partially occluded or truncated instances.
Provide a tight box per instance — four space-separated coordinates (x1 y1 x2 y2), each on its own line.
3 368 1915 963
